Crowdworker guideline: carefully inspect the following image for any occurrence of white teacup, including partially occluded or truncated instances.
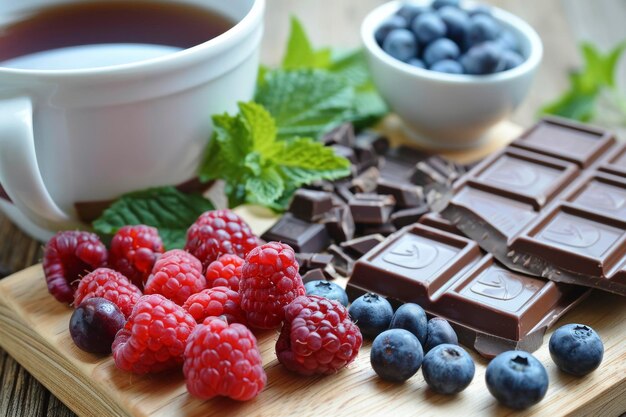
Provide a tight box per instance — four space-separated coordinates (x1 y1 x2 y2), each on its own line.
0 0 264 241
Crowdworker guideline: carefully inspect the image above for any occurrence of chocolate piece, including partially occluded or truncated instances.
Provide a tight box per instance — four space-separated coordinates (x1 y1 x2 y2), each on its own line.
418 213 462 235
351 167 380 193
347 224 591 357
331 144 357 164
380 146 428 182
440 118 626 295
304 180 335 193
301 268 328 284
288 189 333 222
600 143 626 177
354 141 379 173
356 222 397 237
328 244 356 276
411 155 463 187
349 193 395 224
295 253 334 273
334 181 355 203
322 123 355 147
355 130 390 155
322 205 355 243
340 234 385 258
377 177 424 208
390 206 429 228
261 213 330 253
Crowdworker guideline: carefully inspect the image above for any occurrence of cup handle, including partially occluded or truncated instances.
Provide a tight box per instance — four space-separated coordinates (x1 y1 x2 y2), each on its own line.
0 96 72 227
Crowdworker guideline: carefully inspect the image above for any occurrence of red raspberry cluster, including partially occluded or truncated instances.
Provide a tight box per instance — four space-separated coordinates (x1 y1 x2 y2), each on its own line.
42 208 362 401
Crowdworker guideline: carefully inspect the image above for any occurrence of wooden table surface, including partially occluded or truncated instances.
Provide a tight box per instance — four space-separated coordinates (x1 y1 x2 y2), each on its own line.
0 1 624 416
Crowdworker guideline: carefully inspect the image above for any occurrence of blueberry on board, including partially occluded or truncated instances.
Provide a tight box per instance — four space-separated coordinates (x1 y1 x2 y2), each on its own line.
549 324 604 376
406 58 426 69
375 15 408 46
432 0 460 9
371 329 424 382
437 6 469 45
496 29 520 52
411 12 447 45
69 297 126 354
422 344 475 394
348 293 394 339
465 14 501 47
430 59 464 74
382 28 419 62
423 38 460 66
461 41 504 74
396 5 431 26
497 50 524 71
486 351 549 410
424 317 458 352
389 303 428 344
468 5 492 17
304 280 349 306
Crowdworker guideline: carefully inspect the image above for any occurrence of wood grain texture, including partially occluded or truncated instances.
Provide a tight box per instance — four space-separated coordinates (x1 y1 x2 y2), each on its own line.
0 266 625 417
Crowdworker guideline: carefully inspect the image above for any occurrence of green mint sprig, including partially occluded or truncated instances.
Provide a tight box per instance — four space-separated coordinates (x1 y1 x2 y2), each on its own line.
541 42 626 125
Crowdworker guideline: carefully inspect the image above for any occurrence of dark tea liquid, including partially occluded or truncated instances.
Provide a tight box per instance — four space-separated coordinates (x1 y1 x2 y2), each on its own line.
0 1 234 70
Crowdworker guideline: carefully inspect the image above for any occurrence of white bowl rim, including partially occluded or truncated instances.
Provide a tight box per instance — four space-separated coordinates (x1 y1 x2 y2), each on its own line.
0 0 265 78
361 0 543 84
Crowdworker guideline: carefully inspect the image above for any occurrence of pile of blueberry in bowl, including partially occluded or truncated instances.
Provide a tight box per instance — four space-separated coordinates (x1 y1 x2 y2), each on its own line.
376 0 524 75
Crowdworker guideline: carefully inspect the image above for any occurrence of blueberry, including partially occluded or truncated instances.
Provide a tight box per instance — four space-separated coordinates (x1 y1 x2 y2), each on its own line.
423 38 460 66
396 5 431 26
304 280 349 306
424 317 458 352
69 297 126 354
375 15 408 46
382 29 418 62
437 6 469 45
486 351 549 410
371 329 423 382
496 30 520 52
411 12 447 45
549 324 604 376
468 5 492 17
497 50 524 71
461 41 504 75
432 0 459 9
389 303 428 344
422 344 475 394
430 59 464 74
406 58 426 69
466 14 501 47
349 293 394 339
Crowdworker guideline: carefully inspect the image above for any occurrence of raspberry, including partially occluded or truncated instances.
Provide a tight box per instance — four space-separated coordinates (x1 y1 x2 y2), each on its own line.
73 268 142 318
239 242 305 329
183 287 246 325
112 294 196 374
43 231 108 303
205 254 244 291
276 295 363 375
185 210 258 269
184 317 266 401
109 225 164 289
144 250 205 305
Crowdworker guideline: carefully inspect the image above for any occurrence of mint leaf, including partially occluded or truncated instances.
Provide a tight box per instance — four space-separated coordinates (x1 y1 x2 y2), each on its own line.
282 17 331 69
245 166 285 206
256 69 355 138
93 187 214 250
239 101 277 156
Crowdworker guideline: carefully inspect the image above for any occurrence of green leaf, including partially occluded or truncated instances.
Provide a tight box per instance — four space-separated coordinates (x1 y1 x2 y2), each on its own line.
540 88 597 122
245 166 285 206
239 101 277 156
93 187 214 250
282 17 331 69
255 69 355 138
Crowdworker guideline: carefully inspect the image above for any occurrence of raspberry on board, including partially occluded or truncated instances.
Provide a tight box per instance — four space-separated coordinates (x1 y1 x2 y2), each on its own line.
183 286 246 325
205 254 244 291
276 295 363 375
43 231 108 303
109 225 164 289
74 268 142 318
144 249 205 305
184 317 266 401
112 294 196 374
239 242 305 329
184 210 258 269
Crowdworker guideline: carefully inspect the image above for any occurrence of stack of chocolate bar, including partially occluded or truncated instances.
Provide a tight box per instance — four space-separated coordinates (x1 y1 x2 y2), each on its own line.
348 117 625 357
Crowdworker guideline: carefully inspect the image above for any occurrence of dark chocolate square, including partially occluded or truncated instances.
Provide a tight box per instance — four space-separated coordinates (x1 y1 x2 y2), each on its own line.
349 193 395 224
567 174 626 219
261 213 330 253
288 189 333 222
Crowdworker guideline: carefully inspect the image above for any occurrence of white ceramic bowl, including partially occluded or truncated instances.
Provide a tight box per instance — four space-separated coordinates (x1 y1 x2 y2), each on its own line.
362 1 542 149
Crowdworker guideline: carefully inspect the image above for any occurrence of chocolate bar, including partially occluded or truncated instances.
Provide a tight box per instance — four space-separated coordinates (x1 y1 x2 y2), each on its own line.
439 118 626 295
347 223 591 357
261 213 330 253
288 189 333 222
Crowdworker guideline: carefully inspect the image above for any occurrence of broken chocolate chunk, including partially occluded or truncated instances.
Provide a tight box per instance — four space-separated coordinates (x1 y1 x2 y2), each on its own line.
261 213 330 253
288 189 333 222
